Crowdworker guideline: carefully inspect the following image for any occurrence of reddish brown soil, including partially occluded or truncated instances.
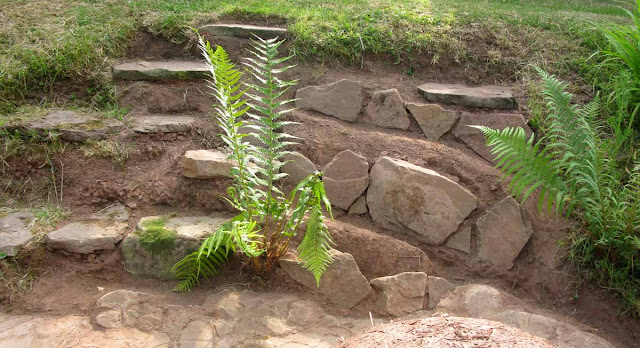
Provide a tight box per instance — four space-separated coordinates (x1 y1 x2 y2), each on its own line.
2 33 639 347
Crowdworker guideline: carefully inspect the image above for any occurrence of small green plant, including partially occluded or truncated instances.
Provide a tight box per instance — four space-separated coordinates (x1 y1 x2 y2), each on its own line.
474 68 640 316
172 35 334 292
80 139 133 168
139 217 177 254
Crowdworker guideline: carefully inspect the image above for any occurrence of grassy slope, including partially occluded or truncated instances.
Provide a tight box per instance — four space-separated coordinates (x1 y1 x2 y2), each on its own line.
0 0 628 113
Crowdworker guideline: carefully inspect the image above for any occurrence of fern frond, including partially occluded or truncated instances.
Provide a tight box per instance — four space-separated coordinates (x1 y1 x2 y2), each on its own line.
297 207 334 286
472 125 570 213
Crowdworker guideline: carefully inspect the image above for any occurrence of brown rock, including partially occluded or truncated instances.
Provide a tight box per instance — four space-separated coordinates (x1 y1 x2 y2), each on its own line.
181 150 234 179
362 89 411 130
370 272 427 316
427 276 456 309
406 103 459 141
418 83 518 109
295 80 363 122
281 153 317 184
322 150 369 210
367 157 477 245
446 227 471 254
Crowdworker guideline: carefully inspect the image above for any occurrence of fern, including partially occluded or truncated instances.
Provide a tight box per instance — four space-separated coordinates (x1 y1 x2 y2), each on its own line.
173 34 334 292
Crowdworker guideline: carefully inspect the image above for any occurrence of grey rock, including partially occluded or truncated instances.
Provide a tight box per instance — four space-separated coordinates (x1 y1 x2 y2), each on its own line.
418 83 517 109
46 222 127 254
427 276 456 309
406 103 459 141
453 112 532 163
367 157 477 245
199 24 287 39
362 89 411 130
181 149 234 179
0 211 34 257
476 197 533 272
369 272 427 316
26 111 124 142
112 61 208 80
121 215 230 279
322 150 369 210
281 153 317 184
348 196 368 215
132 115 196 133
446 226 471 254
279 249 372 308
295 80 363 122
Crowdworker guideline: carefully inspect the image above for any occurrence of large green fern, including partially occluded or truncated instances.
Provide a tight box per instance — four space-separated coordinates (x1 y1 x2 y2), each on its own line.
172 34 334 292
477 68 640 316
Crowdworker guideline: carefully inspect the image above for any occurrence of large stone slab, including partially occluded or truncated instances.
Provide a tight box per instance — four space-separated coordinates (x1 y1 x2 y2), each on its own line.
181 150 234 179
406 103 459 141
281 153 317 184
0 211 34 257
295 80 362 122
132 115 196 133
454 112 532 163
476 197 533 272
369 272 427 316
199 24 287 39
121 215 230 279
367 157 477 245
279 249 372 308
418 83 518 109
46 222 127 254
322 150 369 210
25 111 124 142
362 89 411 130
113 61 209 80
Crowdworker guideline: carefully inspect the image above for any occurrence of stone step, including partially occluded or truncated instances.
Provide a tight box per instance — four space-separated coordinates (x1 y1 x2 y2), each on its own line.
417 83 517 109
112 61 208 81
131 115 197 133
199 23 287 39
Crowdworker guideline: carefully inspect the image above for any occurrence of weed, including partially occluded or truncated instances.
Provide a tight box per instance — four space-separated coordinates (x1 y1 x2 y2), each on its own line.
80 139 134 168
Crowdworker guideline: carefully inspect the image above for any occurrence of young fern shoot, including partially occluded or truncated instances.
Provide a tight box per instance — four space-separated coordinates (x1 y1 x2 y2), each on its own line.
172 35 334 291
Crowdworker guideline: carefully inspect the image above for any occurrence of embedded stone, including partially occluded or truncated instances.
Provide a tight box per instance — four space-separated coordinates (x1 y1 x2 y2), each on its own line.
181 149 234 179
362 89 411 130
179 321 215 348
295 80 363 122
26 111 124 142
369 272 427 316
322 150 369 210
476 197 533 272
46 222 127 254
279 249 372 308
367 157 477 245
406 103 459 141
113 61 208 80
437 284 504 317
348 196 368 215
121 215 230 279
453 112 532 163
88 204 130 222
281 153 317 184
132 115 196 133
446 227 471 254
0 211 35 257
418 83 518 109
427 276 456 309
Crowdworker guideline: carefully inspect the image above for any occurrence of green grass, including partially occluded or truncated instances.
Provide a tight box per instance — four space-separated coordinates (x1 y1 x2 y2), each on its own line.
0 0 631 113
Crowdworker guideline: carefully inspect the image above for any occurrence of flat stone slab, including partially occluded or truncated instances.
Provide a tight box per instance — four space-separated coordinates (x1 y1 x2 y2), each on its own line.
453 112 532 163
418 83 517 109
88 204 130 222
112 61 209 80
295 80 362 122
0 211 35 257
47 222 127 254
21 111 124 142
121 215 231 279
182 149 234 179
132 115 196 133
199 24 287 39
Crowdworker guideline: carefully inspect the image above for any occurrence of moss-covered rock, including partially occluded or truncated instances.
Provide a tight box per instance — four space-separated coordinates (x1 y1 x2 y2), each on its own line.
121 215 230 279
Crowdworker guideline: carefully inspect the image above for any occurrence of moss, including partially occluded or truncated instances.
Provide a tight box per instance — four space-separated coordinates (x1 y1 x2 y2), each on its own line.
138 216 177 254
